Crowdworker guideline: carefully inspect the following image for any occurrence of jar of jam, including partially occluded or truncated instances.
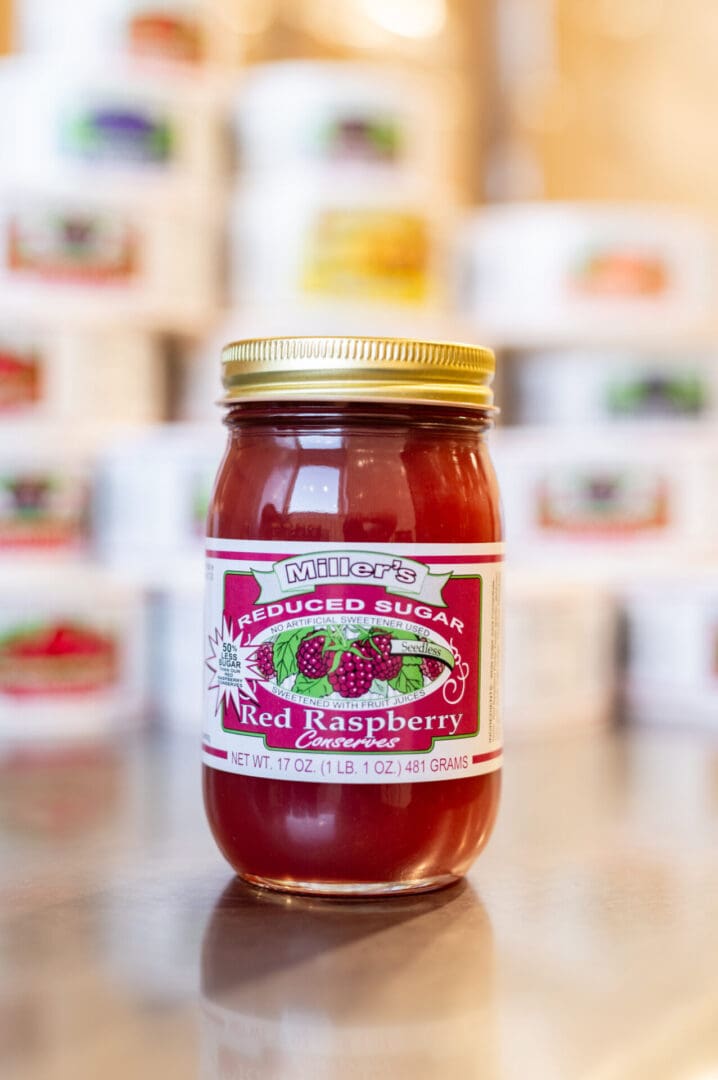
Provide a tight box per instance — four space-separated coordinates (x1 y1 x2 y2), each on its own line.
203 337 503 896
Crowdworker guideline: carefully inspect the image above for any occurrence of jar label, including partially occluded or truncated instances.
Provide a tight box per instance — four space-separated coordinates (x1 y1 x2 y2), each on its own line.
536 468 670 534
0 472 88 550
0 345 43 413
7 209 137 283
568 246 669 297
301 211 430 303
203 540 503 784
128 13 204 64
62 105 175 166
318 114 402 164
0 621 118 696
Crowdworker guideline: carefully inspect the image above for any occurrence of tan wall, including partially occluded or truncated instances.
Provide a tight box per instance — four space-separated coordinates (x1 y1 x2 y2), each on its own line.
509 1 718 214
0 0 11 53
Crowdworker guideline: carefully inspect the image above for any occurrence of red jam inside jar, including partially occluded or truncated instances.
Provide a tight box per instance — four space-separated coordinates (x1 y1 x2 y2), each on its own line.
203 337 503 897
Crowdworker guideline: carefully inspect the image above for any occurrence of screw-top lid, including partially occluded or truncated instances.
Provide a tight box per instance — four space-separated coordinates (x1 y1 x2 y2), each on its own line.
221 336 496 410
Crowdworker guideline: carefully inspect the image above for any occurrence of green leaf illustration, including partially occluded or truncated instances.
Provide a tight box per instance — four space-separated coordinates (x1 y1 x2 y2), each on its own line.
273 627 311 684
294 673 332 698
388 664 424 695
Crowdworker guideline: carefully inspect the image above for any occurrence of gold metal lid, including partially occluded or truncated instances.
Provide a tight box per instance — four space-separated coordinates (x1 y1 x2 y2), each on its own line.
221 336 496 409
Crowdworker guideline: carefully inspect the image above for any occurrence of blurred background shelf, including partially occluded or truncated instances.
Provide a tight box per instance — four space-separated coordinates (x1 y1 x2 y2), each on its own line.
481 325 718 352
0 3 715 755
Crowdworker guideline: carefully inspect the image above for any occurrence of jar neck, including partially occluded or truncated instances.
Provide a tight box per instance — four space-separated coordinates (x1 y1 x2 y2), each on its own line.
223 399 496 434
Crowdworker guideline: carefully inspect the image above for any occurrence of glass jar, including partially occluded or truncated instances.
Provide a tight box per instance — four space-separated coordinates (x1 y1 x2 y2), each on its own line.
203 337 503 897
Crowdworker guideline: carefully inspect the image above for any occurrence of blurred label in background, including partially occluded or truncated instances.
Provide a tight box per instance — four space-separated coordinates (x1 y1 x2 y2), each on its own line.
6 207 137 282
302 209 429 302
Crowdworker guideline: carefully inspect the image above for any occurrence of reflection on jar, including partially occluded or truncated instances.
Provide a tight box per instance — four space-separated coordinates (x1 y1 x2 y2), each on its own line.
200 879 498 1079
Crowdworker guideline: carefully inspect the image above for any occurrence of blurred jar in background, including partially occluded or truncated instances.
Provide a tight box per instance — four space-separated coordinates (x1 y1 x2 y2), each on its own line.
503 570 618 737
622 571 718 731
0 566 146 750
149 579 204 732
228 61 462 316
0 327 164 426
207 0 483 200
457 203 716 343
0 57 227 191
509 348 718 427
0 427 91 558
492 425 717 569
96 423 225 580
15 0 205 64
0 180 223 330
234 60 456 193
126 2 207 64
230 169 451 312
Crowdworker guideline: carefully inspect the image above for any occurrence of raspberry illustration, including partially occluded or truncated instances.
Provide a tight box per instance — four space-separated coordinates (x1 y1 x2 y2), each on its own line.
421 657 443 681
254 642 275 679
328 651 375 698
297 633 332 679
359 633 402 680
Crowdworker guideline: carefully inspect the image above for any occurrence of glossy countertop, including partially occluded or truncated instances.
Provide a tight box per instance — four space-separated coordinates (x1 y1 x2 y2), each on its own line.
2 728 718 1079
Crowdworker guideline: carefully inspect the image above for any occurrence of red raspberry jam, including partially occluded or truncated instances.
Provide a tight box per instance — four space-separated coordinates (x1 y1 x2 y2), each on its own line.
203 337 503 896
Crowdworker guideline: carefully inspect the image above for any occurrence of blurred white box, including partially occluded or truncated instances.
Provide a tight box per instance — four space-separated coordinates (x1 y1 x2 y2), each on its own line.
457 203 716 344
0 564 147 746
229 169 454 311
0 57 228 190
0 325 164 425
493 424 718 566
0 179 224 332
622 571 718 729
16 0 204 64
512 348 718 426
235 60 456 195
0 425 100 561
150 579 203 733
504 569 618 736
96 423 224 580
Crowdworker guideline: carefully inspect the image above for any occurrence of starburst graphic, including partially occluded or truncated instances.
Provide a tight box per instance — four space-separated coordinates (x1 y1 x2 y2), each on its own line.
205 618 263 715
